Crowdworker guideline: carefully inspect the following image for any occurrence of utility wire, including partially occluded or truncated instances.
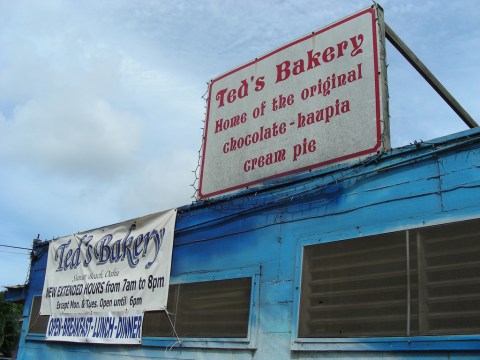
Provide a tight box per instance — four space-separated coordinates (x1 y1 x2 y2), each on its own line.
0 244 32 251
0 250 30 255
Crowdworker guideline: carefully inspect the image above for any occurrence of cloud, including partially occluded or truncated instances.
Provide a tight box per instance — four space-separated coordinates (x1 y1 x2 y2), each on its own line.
0 94 142 180
0 1 146 181
0 0 479 288
116 149 199 218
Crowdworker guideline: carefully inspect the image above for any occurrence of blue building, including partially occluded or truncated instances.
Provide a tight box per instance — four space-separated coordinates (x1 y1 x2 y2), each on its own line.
8 126 480 359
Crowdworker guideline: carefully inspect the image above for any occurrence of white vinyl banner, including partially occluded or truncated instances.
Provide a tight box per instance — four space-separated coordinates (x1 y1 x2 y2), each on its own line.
199 6 387 198
45 312 143 344
41 209 177 317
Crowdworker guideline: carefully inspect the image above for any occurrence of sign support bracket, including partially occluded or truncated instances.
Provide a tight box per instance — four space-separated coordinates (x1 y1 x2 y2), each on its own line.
385 23 478 129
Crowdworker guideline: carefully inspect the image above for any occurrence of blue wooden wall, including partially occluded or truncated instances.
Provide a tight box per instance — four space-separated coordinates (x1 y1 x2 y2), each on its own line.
14 128 480 359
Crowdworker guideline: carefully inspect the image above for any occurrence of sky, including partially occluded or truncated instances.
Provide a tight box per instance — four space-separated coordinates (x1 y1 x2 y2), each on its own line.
0 0 479 287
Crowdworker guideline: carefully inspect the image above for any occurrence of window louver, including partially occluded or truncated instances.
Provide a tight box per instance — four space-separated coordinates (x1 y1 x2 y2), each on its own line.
299 219 480 338
143 277 252 338
417 222 480 335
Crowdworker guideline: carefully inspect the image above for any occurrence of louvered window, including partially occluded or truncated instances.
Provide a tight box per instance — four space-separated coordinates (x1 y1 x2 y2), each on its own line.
143 277 252 338
416 221 480 335
28 278 252 340
298 219 480 338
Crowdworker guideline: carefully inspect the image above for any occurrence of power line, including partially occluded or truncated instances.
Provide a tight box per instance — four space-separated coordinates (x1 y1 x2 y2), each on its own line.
0 250 30 255
0 244 32 251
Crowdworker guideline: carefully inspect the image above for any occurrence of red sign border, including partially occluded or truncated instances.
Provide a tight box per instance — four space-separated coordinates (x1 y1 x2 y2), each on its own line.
199 7 382 199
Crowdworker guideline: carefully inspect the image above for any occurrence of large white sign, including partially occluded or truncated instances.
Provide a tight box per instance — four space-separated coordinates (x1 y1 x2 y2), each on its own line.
41 209 177 317
199 6 388 198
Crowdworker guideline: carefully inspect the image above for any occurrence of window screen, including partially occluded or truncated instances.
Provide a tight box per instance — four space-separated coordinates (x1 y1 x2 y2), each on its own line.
416 221 480 335
298 218 480 338
143 277 252 338
28 278 251 339
299 232 416 337
28 296 49 334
